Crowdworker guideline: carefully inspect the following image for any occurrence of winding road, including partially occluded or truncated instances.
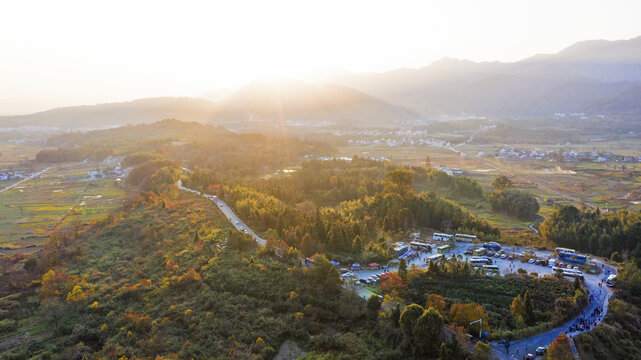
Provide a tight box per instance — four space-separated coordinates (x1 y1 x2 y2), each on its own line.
176 177 615 359
176 179 266 246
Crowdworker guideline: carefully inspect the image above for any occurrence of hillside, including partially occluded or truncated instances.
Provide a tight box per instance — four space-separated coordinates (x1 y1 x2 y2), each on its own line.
580 85 641 116
331 36 641 119
211 79 423 127
0 97 218 130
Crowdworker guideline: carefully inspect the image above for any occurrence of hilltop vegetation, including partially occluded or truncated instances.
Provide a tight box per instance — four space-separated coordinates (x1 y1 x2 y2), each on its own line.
540 205 641 261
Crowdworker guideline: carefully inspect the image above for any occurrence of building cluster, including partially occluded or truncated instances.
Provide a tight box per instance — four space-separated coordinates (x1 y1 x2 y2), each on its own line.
86 164 126 180
0 171 25 182
497 147 641 163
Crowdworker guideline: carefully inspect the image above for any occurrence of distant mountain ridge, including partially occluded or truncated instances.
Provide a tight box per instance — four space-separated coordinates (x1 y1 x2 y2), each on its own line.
212 79 422 127
0 97 218 129
3 35 641 128
330 36 641 118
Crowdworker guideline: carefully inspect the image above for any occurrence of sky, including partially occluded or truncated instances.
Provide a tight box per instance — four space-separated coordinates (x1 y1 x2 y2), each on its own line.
1 0 641 114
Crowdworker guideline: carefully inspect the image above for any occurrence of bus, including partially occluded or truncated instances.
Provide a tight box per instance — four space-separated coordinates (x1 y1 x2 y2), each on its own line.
483 265 499 273
563 271 584 279
426 254 444 263
482 242 502 251
558 252 587 264
433 233 454 242
555 247 576 254
553 267 581 275
410 241 432 251
606 274 616 287
455 233 478 242
470 257 492 266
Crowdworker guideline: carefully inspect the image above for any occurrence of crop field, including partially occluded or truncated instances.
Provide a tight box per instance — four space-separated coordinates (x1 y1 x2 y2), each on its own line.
0 161 126 251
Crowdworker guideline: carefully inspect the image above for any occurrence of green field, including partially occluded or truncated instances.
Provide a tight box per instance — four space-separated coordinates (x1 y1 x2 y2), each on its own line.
0 162 126 249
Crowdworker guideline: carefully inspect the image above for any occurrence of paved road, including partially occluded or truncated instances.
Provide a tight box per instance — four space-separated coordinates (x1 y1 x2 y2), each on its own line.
0 167 51 194
176 172 614 359
176 180 266 246
348 241 615 359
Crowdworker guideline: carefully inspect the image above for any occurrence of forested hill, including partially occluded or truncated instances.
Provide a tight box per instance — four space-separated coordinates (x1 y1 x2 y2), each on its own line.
0 97 218 129
45 119 230 147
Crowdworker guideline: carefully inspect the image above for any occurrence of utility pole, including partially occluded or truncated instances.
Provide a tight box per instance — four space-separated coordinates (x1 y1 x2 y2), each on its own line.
470 319 483 339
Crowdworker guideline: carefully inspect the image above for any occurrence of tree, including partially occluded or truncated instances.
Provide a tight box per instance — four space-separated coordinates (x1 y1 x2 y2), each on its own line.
384 169 414 193
352 235 363 253
414 307 444 356
425 294 446 316
450 303 490 334
300 233 317 257
41 269 59 300
399 304 424 350
66 285 87 304
523 290 534 325
510 293 526 326
380 273 407 297
547 334 574 360
492 175 513 190
307 254 341 294
424 156 431 169
367 294 382 320
439 338 462 360
473 341 493 360
398 258 408 281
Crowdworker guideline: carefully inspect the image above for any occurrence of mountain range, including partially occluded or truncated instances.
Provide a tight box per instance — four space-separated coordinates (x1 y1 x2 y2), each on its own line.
2 35 640 129
329 36 641 118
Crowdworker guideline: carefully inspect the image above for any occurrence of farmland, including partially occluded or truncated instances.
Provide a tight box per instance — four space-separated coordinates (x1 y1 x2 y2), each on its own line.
0 161 126 251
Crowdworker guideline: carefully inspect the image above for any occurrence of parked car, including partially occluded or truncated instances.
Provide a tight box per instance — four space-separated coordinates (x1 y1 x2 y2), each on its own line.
535 346 547 355
508 256 513 260
573 266 580 271
535 260 541 265
464 250 473 255
494 253 500 258
501 254 507 259
526 354 535 360
358 279 367 285
528 259 535 264
567 265 573 269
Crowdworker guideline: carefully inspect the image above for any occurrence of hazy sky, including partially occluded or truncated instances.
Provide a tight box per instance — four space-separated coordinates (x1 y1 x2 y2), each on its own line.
2 0 641 114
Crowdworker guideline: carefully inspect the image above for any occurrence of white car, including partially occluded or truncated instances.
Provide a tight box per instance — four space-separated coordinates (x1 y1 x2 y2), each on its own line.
528 259 535 264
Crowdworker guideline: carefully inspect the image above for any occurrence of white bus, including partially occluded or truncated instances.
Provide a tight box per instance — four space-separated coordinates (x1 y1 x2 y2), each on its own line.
410 241 432 251
433 233 454 242
563 271 584 279
483 265 499 272
470 258 492 266
426 254 444 263
455 233 477 242
555 247 576 254
606 274 616 287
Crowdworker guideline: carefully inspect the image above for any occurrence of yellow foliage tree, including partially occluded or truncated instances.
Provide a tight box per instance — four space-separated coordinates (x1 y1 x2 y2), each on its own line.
66 285 87 303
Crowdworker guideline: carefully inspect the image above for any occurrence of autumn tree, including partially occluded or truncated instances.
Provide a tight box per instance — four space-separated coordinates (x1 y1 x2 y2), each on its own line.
425 293 447 316
492 175 513 190
380 273 407 297
473 341 493 360
547 334 574 360
450 302 490 334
